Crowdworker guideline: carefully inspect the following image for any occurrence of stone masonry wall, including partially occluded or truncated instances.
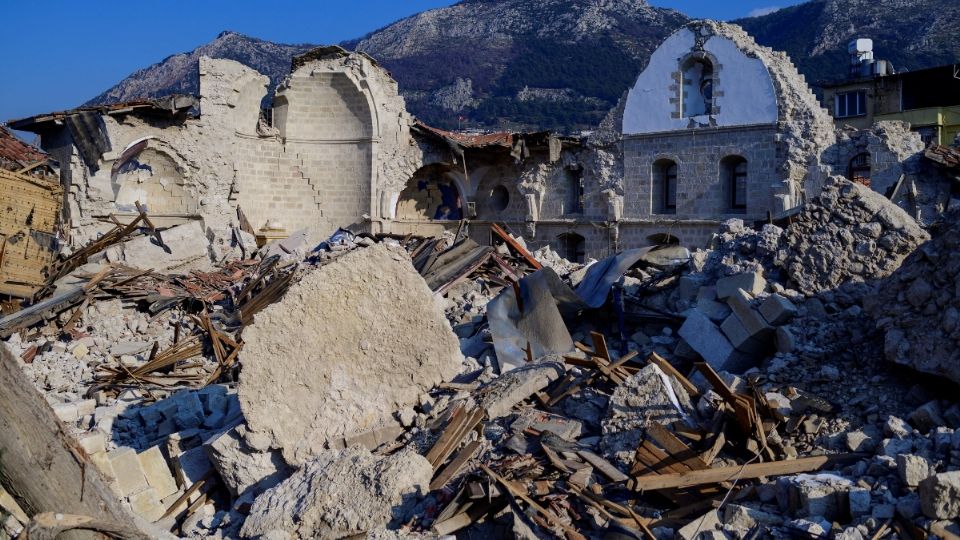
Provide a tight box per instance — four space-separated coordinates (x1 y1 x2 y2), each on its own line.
623 125 777 222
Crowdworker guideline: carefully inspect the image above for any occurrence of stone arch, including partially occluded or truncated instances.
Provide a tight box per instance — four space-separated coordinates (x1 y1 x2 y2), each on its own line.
679 51 718 118
277 72 374 140
556 232 586 264
395 163 465 221
110 139 197 215
848 152 872 186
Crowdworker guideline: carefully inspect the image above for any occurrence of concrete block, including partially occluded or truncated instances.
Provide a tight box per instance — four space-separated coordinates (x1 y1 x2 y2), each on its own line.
51 402 79 423
677 509 721 540
173 446 213 488
721 313 769 355
77 432 106 455
716 272 766 300
696 297 731 322
897 454 932 488
108 447 149 496
775 326 796 353
171 390 204 430
678 310 736 371
759 294 798 325
128 487 165 522
138 446 179 499
726 289 774 340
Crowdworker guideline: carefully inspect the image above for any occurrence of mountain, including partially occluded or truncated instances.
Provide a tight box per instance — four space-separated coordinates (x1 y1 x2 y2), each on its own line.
86 31 316 106
86 0 960 131
735 0 960 84
345 0 688 131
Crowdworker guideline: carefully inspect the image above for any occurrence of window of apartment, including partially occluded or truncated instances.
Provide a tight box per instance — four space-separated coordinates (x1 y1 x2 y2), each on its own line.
652 159 678 215
721 156 748 213
848 152 872 186
835 90 867 118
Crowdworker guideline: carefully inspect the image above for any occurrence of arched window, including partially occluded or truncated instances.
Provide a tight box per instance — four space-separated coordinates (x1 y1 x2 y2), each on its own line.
721 156 748 213
652 159 678 215
557 233 586 264
848 153 871 187
681 58 714 117
647 233 680 246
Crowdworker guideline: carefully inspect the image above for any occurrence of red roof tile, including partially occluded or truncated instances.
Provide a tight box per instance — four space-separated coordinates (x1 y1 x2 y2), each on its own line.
0 125 47 171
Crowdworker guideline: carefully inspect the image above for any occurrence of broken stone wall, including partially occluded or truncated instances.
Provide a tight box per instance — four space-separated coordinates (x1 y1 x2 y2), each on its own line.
233 50 419 243
618 20 837 222
40 57 264 247
826 121 954 226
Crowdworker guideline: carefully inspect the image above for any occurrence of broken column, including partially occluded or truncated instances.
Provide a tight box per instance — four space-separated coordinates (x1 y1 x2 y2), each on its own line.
238 243 463 465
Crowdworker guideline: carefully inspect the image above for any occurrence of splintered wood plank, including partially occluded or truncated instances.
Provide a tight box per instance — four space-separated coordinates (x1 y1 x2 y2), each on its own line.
649 352 699 397
646 423 711 471
590 332 611 361
628 454 860 491
430 440 481 491
490 223 542 270
578 450 628 483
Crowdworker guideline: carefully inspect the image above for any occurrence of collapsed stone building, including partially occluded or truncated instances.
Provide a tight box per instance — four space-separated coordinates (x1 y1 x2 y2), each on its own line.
4 17 960 540
9 21 953 264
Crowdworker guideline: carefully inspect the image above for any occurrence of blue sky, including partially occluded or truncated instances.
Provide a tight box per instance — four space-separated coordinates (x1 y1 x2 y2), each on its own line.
0 0 803 131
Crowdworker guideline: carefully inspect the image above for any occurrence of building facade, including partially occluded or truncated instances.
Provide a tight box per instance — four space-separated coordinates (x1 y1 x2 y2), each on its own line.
9 24 950 263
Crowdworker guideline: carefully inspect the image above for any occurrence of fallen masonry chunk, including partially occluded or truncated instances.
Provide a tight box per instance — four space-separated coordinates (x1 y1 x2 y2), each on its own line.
759 294 798 325
919 471 960 519
137 446 178 499
678 310 737 371
897 454 932 487
100 220 213 273
240 446 431 539
601 363 694 467
776 473 854 520
239 243 462 465
478 356 565 419
204 425 290 498
716 272 766 300
779 177 929 294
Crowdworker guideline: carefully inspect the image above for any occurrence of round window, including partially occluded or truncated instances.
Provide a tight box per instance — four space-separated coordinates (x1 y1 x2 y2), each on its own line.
490 185 510 212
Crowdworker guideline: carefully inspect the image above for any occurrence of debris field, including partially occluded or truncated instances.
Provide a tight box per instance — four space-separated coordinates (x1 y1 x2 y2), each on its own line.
3 177 960 540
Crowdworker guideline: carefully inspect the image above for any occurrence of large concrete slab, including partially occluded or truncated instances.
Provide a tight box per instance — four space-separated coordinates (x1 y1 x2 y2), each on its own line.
238 244 462 465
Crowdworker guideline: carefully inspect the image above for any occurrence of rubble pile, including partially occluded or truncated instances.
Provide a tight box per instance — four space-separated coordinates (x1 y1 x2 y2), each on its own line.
777 176 930 294
866 210 960 384
2 187 960 540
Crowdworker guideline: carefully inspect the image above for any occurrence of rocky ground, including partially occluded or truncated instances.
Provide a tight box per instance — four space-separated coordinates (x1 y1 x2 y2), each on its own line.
2 178 960 540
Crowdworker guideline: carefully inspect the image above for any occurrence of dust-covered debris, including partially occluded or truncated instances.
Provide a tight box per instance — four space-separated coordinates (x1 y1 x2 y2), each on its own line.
238 243 463 466
777 176 930 294
239 446 432 539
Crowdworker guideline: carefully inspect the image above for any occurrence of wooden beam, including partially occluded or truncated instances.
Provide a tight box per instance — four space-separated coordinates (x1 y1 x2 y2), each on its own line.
628 454 861 491
490 223 542 270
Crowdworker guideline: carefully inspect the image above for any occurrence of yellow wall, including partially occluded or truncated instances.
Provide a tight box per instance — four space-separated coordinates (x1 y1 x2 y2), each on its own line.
876 107 960 145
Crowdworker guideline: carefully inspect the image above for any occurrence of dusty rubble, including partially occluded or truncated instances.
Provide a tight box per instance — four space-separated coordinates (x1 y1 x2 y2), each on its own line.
866 209 960 384
777 176 930 294
2 167 960 540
